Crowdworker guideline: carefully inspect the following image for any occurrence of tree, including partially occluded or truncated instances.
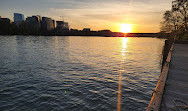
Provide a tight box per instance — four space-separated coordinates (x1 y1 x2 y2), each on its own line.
172 0 188 31
160 11 178 33
160 0 188 40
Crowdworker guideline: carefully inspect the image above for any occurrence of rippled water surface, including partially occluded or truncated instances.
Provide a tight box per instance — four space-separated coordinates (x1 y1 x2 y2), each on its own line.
0 36 165 111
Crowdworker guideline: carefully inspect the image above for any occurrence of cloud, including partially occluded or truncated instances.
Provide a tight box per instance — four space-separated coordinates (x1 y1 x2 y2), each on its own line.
0 0 172 32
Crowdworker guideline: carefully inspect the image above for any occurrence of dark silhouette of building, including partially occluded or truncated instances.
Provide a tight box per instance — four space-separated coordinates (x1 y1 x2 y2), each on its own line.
52 20 56 29
0 18 11 24
36 15 42 21
26 16 41 27
56 21 69 30
41 17 54 31
83 28 90 32
26 16 41 34
0 18 11 34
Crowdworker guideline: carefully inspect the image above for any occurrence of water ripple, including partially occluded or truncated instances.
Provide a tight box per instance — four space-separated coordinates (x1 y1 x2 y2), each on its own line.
0 36 165 111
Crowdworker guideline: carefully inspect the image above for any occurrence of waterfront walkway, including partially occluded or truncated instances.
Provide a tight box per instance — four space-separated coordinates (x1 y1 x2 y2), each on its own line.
160 43 188 111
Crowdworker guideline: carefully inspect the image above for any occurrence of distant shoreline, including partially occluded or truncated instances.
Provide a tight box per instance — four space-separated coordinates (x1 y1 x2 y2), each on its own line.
0 33 160 37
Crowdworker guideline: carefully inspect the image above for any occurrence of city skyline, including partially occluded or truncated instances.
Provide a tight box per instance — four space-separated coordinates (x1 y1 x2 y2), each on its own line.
0 0 172 32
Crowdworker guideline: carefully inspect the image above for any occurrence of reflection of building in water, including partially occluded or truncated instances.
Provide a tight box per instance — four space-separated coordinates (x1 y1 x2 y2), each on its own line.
14 13 24 26
56 21 69 30
41 17 54 31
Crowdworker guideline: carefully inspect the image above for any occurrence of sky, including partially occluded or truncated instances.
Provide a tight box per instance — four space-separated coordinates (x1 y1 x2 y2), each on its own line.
0 0 172 32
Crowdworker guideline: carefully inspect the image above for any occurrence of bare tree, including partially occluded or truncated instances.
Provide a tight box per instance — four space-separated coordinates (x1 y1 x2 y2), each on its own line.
160 0 187 33
160 11 179 33
172 0 188 31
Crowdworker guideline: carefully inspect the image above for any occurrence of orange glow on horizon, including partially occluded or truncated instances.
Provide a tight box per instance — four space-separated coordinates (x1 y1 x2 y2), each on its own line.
120 24 132 33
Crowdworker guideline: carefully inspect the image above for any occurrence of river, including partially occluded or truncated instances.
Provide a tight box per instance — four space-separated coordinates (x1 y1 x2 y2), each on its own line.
0 36 165 111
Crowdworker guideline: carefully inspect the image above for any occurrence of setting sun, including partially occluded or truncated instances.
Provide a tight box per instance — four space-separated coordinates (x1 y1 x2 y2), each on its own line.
120 24 132 33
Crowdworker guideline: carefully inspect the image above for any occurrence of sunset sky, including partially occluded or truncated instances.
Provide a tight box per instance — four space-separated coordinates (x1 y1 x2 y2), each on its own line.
0 0 172 32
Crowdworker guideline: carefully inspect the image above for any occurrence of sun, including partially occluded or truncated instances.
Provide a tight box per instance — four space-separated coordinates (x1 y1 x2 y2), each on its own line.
120 24 132 33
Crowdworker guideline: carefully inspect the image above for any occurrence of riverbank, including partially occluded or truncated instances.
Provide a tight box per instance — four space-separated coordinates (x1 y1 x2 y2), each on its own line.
147 39 188 111
160 43 188 111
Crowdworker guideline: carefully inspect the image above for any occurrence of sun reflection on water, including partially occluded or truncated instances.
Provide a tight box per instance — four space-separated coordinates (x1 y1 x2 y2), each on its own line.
117 37 129 111
121 37 128 56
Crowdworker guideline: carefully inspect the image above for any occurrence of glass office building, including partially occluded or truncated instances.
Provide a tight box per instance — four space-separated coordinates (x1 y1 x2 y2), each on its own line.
14 13 24 25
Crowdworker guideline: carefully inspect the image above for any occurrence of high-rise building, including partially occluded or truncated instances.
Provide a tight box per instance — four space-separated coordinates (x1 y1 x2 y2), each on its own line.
14 13 24 26
0 18 11 23
52 20 56 29
36 15 42 21
56 21 69 30
41 17 54 31
26 16 41 32
0 18 11 34
64 22 69 30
